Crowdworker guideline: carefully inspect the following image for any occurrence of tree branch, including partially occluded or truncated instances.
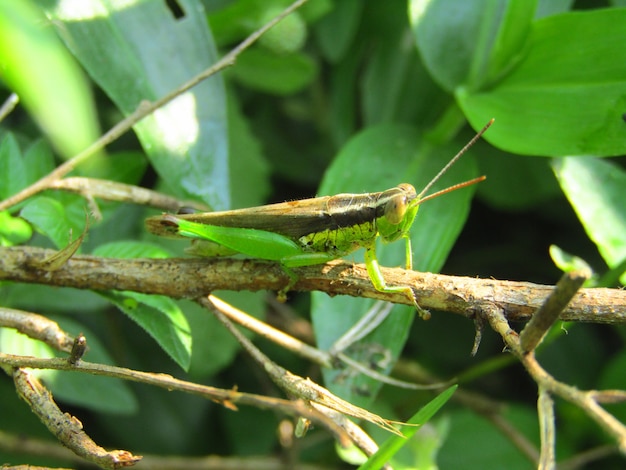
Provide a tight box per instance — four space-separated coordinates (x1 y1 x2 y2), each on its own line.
1 246 624 323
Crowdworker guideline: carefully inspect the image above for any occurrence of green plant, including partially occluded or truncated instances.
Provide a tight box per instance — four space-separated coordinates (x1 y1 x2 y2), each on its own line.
0 0 625 468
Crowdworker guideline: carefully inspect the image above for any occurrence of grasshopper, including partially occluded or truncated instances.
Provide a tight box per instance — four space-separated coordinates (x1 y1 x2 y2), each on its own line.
146 120 493 315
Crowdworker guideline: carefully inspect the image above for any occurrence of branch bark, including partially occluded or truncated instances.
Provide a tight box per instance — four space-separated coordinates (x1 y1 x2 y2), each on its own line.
1 246 624 323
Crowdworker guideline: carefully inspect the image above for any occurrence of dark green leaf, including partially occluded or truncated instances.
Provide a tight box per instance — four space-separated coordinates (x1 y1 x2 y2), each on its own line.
99 290 192 371
438 405 541 469
20 196 84 249
476 143 560 210
314 0 363 62
230 47 317 95
93 241 192 370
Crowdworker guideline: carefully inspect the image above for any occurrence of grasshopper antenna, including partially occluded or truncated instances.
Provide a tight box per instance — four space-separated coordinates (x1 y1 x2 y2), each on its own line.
417 118 494 200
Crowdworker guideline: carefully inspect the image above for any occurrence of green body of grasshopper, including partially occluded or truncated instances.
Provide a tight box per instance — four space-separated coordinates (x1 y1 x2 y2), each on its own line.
146 183 422 309
146 120 493 314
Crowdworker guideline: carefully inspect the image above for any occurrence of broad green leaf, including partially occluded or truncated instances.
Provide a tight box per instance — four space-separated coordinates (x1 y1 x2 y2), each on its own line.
92 240 170 259
93 241 192 370
45 0 229 209
20 196 85 249
476 143 560 210
0 0 99 159
358 385 457 470
91 151 148 186
410 0 537 92
0 317 137 414
312 124 480 408
314 0 363 62
460 8 626 157
229 47 317 95
552 157 626 285
227 92 270 209
99 291 192 371
23 140 56 184
208 0 328 50
363 2 447 127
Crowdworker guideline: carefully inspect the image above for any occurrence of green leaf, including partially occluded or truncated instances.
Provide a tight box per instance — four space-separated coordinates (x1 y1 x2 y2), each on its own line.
460 8 626 157
20 196 84 249
438 405 540 469
92 151 148 186
0 317 137 414
363 2 447 127
476 144 560 210
552 157 626 285
358 385 457 470
0 0 100 159
409 0 537 92
93 241 192 370
23 139 56 184
99 290 192 371
230 47 318 95
227 92 271 209
314 0 363 62
46 0 229 209
549 245 596 280
0 133 27 200
92 240 171 259
312 124 480 407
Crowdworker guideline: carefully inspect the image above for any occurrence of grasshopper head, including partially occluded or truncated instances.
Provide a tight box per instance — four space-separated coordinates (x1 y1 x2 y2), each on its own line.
376 184 420 243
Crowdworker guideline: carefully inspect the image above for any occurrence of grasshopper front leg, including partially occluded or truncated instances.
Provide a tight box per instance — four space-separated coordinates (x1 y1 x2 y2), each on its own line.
363 241 430 319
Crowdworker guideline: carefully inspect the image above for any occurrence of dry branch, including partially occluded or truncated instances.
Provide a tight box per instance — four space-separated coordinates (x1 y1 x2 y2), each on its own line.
1 246 624 323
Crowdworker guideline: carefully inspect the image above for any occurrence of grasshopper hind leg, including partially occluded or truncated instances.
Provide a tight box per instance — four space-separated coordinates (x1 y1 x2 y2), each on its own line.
276 265 299 303
364 244 431 319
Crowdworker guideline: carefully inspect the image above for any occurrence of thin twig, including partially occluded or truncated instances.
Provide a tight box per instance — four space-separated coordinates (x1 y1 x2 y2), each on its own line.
0 307 75 353
481 303 626 458
538 386 556 470
201 296 415 444
0 352 348 444
210 295 433 390
49 177 209 212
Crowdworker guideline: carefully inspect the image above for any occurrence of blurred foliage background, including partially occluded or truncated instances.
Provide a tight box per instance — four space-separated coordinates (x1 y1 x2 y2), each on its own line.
1 0 625 468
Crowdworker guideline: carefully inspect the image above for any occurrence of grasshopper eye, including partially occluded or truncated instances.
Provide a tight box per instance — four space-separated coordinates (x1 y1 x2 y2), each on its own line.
384 193 407 225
